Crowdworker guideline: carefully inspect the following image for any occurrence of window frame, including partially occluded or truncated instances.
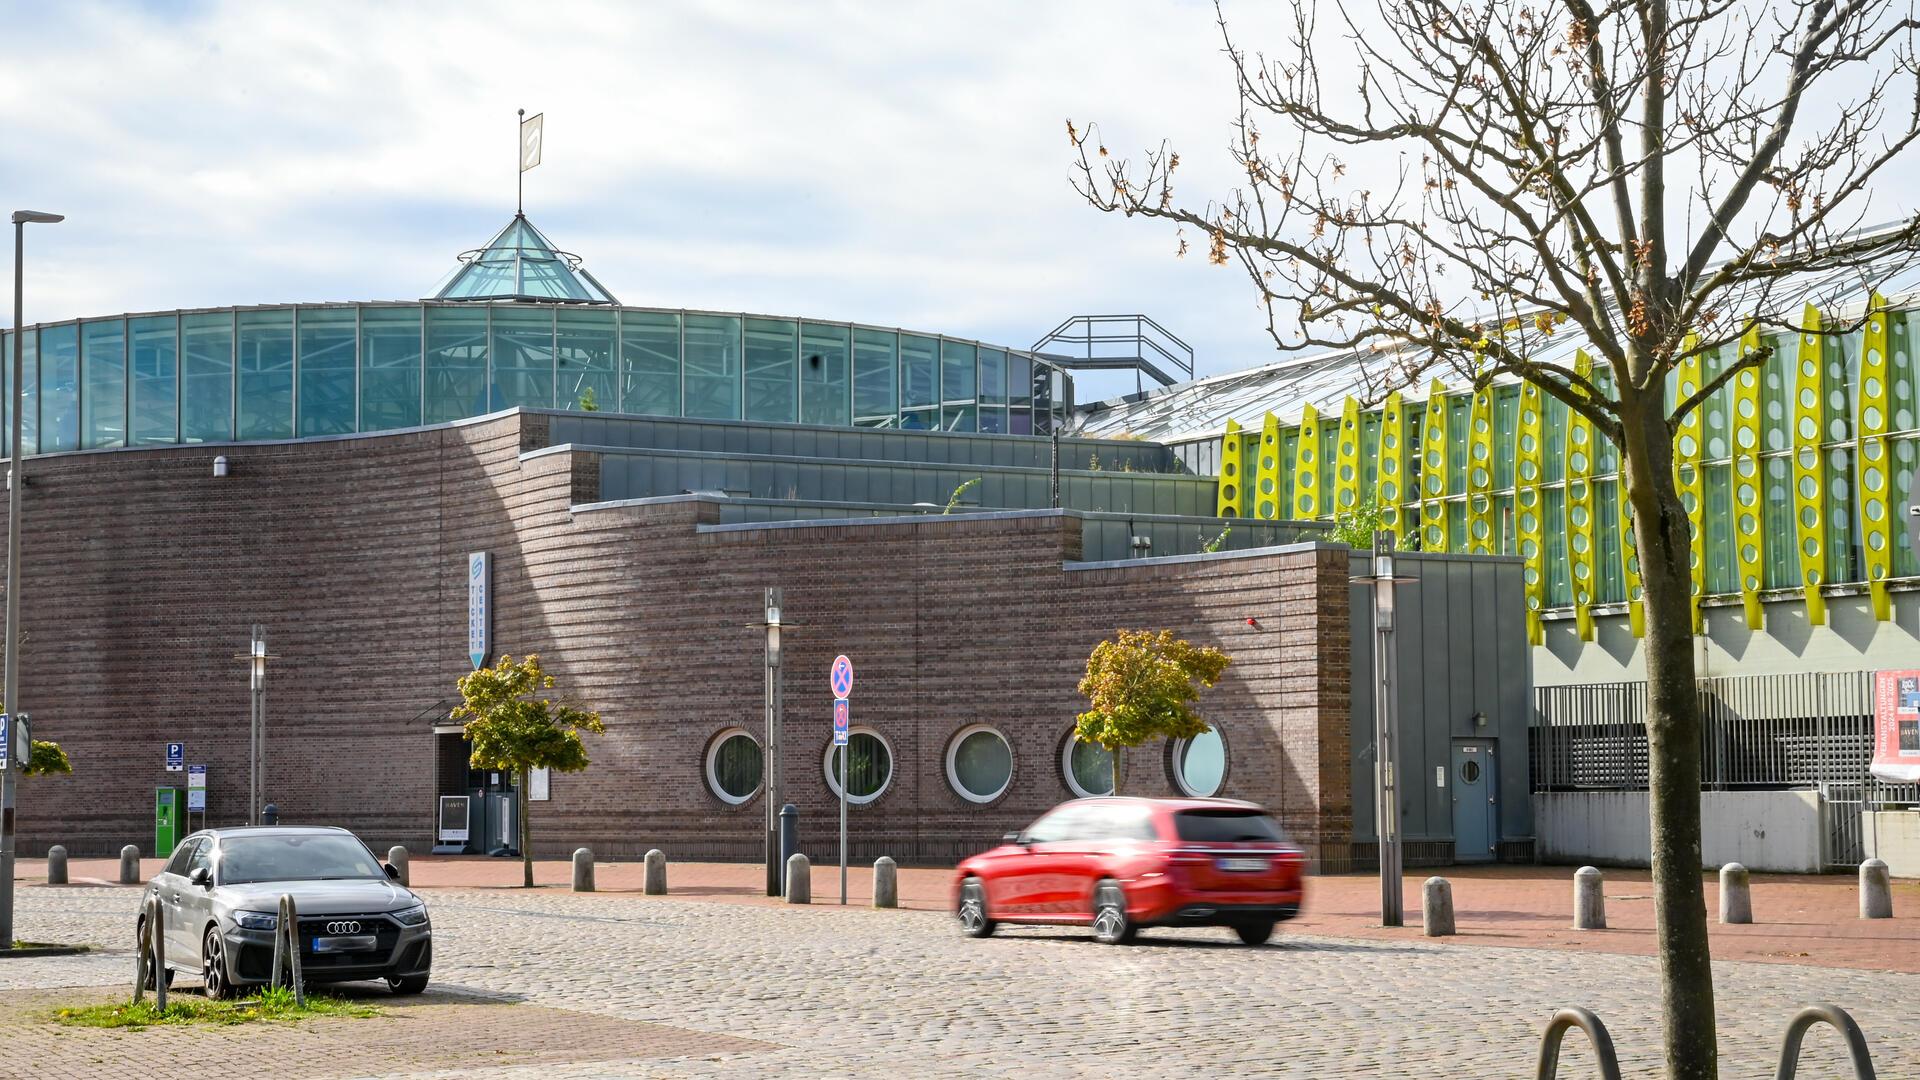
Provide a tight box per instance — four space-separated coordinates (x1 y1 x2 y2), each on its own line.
822 727 894 805
705 728 763 806
945 723 1014 804
1060 731 1115 799
1169 726 1229 797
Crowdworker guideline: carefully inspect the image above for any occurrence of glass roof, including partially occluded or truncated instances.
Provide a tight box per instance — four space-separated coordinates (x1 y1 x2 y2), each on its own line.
1071 238 1920 442
428 214 619 304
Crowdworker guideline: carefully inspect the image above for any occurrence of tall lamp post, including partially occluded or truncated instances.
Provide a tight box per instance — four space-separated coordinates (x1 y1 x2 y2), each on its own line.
760 589 783 897
234 626 275 824
1 210 62 953
1351 529 1416 927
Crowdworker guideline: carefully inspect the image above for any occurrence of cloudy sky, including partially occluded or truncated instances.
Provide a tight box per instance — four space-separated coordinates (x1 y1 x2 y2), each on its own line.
2 1 1311 402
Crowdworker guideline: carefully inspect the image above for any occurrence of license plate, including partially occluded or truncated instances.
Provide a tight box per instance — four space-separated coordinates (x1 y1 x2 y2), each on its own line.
1217 857 1269 872
311 934 378 953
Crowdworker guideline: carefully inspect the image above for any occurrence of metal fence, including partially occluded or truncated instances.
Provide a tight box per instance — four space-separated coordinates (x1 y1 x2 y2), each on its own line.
1531 670 1918 867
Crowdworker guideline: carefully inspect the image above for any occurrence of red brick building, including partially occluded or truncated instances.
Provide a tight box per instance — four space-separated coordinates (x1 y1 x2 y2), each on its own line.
7 409 1528 869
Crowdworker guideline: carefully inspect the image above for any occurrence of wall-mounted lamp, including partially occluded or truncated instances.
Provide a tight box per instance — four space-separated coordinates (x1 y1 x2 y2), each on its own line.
1129 535 1153 556
1245 616 1264 631
1473 711 1488 728
212 455 229 478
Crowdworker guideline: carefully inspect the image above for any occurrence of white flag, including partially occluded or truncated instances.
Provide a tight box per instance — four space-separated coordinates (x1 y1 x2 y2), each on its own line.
520 112 544 173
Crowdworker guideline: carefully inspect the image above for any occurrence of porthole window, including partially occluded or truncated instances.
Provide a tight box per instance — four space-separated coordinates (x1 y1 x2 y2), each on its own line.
1061 733 1115 798
1171 727 1227 797
706 729 763 805
946 725 1013 803
824 728 893 804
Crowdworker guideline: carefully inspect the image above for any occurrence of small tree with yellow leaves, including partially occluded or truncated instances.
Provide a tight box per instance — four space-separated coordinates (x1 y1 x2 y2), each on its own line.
1075 630 1230 795
453 655 604 888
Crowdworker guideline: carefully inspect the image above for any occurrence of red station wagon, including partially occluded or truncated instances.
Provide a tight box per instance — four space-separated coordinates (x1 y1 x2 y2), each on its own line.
952 797 1305 945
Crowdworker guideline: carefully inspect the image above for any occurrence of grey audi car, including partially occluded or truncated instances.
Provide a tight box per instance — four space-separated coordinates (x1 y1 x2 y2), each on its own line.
136 826 431 998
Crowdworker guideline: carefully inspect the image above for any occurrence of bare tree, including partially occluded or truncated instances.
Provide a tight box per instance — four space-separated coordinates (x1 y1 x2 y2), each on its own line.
1071 3 1920 1076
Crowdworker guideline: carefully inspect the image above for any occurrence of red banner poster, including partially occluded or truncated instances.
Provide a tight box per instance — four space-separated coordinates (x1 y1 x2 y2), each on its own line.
1871 669 1920 784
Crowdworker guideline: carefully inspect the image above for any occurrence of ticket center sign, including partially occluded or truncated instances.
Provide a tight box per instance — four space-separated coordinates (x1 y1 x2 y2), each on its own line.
1871 669 1920 784
468 552 491 670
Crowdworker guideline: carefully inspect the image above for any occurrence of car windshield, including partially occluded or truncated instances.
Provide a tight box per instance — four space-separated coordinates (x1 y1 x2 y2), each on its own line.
217 834 385 884
1173 809 1287 843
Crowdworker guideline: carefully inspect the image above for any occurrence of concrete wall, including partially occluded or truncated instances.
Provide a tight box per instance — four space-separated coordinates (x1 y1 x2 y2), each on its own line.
1863 810 1920 878
1533 590 1920 687
1534 790 1825 873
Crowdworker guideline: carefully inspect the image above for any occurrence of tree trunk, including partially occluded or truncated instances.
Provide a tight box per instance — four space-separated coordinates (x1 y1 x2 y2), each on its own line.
1620 385 1717 1079
518 768 533 889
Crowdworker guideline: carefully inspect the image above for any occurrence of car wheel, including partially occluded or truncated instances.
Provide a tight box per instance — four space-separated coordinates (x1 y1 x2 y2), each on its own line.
1092 880 1136 945
201 926 235 1000
135 920 173 990
387 973 430 995
1234 920 1276 946
957 878 996 938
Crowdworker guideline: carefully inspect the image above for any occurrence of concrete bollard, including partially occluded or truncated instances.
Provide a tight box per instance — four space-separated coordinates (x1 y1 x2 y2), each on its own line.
1422 876 1455 937
644 849 667 895
571 848 595 892
785 853 811 904
1860 858 1893 919
386 846 409 886
1718 862 1752 924
1573 866 1606 930
873 856 898 909
46 845 67 886
118 845 141 885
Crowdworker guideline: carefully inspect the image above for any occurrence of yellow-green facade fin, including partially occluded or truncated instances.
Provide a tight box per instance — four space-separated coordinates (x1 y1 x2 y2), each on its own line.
1420 380 1450 553
1254 413 1282 520
1568 352 1598 642
1732 324 1767 630
1676 334 1707 634
1215 418 1243 518
1792 304 1827 626
1516 379 1546 645
1293 404 1322 520
1335 397 1362 521
1466 386 1496 555
1378 392 1405 547
1859 292 1894 620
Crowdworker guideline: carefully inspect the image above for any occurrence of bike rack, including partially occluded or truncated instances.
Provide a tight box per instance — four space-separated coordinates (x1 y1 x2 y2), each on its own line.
1535 1007 1623 1080
1534 1004 1877 1079
1775 1004 1875 1079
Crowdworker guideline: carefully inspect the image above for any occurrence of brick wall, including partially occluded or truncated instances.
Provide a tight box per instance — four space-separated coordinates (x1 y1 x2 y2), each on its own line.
4 414 1353 868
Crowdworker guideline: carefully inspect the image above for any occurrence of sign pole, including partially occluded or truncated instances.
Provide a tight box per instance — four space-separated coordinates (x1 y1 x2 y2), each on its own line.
829 656 854 907
839 740 848 905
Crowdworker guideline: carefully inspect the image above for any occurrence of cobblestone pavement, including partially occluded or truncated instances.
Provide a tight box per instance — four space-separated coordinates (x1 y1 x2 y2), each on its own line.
4 885 1917 1078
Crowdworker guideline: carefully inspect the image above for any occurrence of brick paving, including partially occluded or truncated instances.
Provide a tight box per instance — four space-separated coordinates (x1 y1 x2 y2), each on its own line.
59 853 1909 972
4 879 1920 1077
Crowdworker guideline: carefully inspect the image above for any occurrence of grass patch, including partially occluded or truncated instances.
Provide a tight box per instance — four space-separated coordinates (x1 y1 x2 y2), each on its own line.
53 986 380 1030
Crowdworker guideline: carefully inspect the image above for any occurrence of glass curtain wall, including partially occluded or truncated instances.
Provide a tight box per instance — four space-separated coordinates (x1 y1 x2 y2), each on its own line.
3 304 1064 454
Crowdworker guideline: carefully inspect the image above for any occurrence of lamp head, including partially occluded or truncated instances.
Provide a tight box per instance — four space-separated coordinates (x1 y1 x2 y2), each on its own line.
10 211 63 225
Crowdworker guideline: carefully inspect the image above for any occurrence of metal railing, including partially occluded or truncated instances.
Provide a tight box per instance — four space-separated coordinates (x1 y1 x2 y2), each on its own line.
1531 671 1912 791
1031 314 1196 391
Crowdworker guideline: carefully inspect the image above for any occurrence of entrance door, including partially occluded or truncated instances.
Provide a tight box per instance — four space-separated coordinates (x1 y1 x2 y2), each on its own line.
1450 740 1498 863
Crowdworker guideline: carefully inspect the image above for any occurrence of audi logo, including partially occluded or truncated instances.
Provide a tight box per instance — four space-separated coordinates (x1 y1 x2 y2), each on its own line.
324 921 362 935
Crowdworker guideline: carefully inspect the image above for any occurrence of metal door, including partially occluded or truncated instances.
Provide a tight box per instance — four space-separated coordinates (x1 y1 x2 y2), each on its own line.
1450 740 1499 863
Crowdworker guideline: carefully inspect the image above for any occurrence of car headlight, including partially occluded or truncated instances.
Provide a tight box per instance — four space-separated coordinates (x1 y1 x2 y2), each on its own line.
233 911 277 931
391 904 429 927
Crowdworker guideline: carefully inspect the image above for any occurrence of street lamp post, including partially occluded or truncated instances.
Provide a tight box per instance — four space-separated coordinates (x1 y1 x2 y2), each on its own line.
1 210 62 953
1351 529 1415 927
234 626 275 824
762 588 783 897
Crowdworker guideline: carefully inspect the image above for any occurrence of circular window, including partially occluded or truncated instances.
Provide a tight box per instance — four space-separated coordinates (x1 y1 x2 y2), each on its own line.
824 728 893 805
1172 728 1227 797
1062 734 1115 798
1460 759 1482 784
947 725 1013 803
706 729 763 805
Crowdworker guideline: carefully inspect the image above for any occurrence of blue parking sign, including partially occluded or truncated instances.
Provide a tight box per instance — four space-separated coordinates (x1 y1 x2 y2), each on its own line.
166 742 184 772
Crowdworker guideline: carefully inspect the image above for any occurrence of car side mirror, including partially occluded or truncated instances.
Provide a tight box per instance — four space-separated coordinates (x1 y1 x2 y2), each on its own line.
383 863 400 881
188 866 212 887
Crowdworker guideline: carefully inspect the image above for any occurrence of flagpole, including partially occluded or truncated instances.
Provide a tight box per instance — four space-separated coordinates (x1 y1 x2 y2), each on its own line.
516 108 525 217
